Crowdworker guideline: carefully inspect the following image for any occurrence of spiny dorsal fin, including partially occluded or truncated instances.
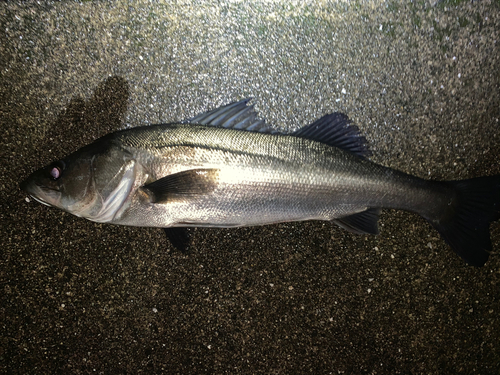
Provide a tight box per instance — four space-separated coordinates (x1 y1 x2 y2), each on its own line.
186 98 276 133
292 113 371 158
143 168 220 204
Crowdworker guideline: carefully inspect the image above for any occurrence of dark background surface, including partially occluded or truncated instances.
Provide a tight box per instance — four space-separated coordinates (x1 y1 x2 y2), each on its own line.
2 1 500 373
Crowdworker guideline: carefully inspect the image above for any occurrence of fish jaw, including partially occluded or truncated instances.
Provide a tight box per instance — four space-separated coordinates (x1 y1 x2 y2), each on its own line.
20 173 63 209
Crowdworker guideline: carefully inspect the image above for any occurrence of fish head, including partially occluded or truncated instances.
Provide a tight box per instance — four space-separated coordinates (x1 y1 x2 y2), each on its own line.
21 136 137 223
20 147 97 214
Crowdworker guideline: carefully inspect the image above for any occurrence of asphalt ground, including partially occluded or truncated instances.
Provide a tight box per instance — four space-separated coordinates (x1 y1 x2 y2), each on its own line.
2 1 500 373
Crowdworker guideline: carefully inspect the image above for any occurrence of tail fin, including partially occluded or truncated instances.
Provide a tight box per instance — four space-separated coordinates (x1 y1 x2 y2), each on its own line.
429 175 500 266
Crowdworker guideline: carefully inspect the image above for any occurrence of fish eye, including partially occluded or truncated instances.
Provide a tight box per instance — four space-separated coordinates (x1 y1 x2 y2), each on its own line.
49 161 66 180
50 166 61 180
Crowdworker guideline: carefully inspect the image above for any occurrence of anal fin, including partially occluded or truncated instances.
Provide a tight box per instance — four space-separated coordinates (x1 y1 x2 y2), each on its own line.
333 208 381 235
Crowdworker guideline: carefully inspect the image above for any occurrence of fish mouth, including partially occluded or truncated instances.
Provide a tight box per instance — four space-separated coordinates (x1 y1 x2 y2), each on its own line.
20 178 61 208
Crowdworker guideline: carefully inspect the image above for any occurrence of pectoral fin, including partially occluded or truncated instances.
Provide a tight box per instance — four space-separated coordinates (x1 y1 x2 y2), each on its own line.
143 168 220 204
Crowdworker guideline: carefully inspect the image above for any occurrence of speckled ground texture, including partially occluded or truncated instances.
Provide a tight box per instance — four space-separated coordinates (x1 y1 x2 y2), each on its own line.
2 1 500 373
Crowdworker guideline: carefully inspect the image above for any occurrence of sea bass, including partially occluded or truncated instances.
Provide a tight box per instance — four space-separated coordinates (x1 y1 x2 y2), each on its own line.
21 99 500 266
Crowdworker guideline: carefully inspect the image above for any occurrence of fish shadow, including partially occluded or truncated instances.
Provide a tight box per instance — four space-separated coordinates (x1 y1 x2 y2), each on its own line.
39 75 130 161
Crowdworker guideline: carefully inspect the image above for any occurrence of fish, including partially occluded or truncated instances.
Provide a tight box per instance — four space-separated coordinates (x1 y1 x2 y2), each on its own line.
20 99 500 266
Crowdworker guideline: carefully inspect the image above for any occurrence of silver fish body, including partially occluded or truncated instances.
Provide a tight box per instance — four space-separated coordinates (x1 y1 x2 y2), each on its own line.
21 99 500 266
105 124 444 227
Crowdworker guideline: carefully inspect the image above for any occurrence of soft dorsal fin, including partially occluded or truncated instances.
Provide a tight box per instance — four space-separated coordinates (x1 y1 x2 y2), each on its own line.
186 98 276 133
292 112 371 158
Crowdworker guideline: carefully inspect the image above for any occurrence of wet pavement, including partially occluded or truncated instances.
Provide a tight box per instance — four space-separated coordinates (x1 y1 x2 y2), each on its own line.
2 1 500 373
